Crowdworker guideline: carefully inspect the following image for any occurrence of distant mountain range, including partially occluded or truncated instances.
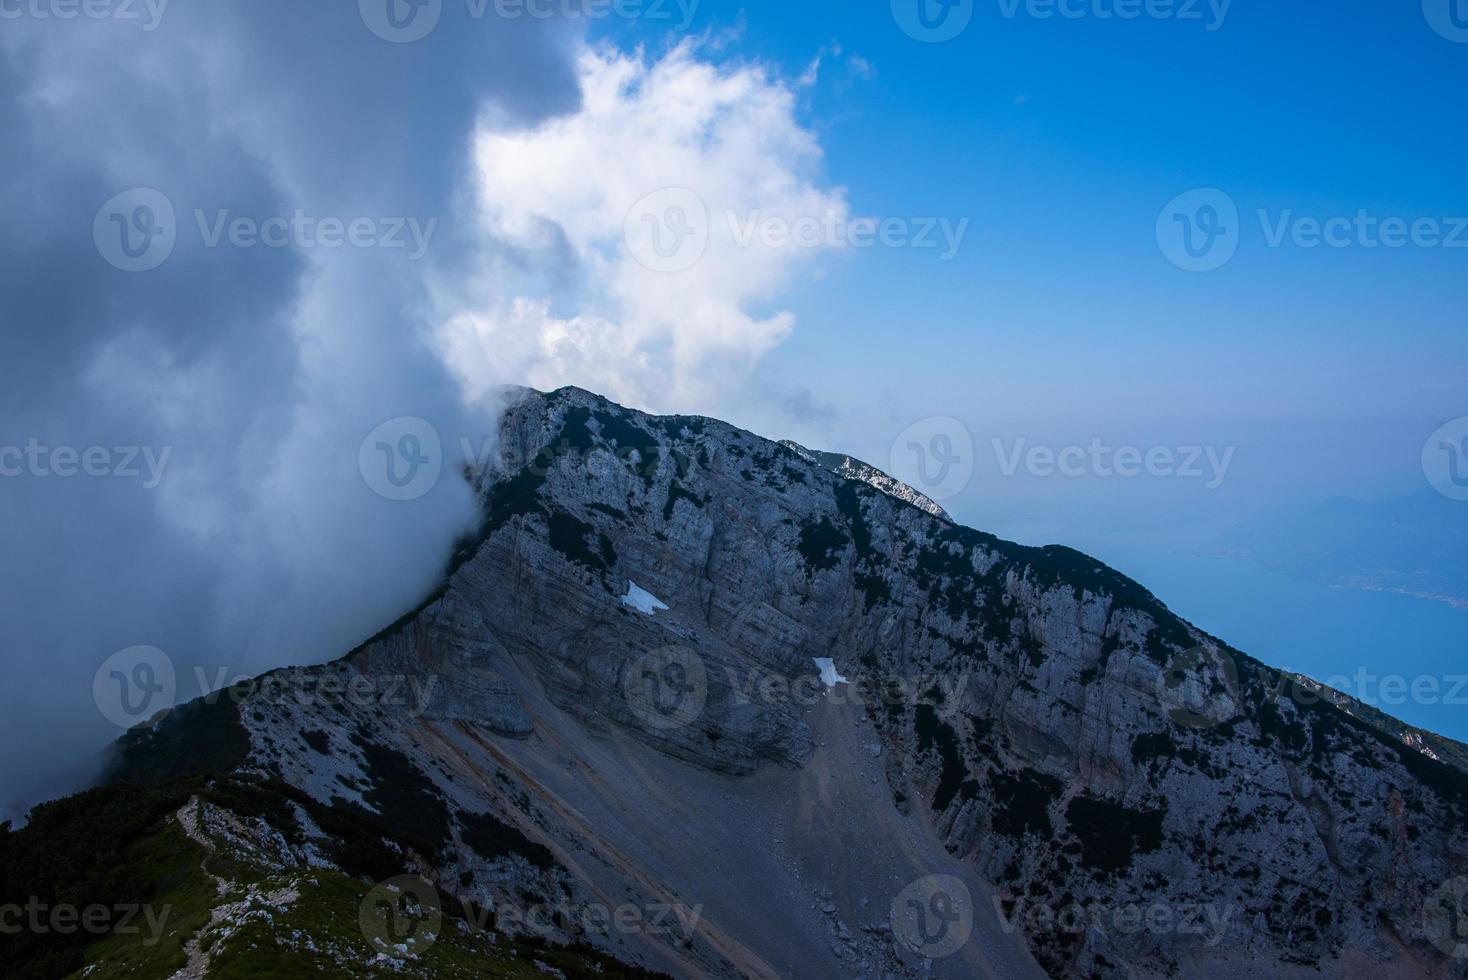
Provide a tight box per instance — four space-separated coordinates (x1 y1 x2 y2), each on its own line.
5 388 1467 980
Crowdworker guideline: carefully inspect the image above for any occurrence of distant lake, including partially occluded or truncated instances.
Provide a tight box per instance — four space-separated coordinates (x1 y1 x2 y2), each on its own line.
1065 538 1468 746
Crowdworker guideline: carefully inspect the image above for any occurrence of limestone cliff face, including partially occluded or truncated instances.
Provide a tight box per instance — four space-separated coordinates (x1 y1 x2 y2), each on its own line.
144 387 1468 979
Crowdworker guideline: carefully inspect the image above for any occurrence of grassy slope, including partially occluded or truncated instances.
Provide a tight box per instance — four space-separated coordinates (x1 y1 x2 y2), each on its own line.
2 775 667 980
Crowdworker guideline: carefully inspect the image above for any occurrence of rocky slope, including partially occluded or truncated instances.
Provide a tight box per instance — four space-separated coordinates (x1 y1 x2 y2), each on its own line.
85 386 1468 979
778 439 950 520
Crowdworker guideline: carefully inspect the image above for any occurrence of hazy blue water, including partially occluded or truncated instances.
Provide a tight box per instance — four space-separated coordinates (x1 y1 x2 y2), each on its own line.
1071 540 1468 745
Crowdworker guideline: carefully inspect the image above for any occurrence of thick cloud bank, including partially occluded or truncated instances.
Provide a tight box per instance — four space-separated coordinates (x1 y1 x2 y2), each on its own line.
0 2 585 817
0 12 840 819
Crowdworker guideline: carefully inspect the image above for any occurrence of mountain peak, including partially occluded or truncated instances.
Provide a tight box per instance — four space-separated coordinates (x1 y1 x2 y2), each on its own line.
88 388 1468 979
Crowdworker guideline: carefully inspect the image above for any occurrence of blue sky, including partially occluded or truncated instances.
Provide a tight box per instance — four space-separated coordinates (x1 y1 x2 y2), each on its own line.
600 0 1468 520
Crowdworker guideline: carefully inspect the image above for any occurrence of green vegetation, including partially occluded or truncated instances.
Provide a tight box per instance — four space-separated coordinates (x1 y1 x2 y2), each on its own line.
457 808 557 871
914 705 977 812
661 480 706 521
834 483 892 609
547 510 617 574
988 768 1061 839
1 772 671 980
302 730 331 755
0 781 204 980
1130 731 1208 771
591 409 659 467
104 697 251 786
1064 795 1166 875
349 737 454 863
797 517 848 573
588 502 628 522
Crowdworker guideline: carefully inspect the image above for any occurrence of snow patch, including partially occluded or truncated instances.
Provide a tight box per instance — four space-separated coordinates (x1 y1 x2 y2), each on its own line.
621 581 669 615
813 657 848 689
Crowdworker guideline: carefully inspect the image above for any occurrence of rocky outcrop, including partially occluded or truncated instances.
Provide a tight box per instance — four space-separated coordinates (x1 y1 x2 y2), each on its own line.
120 386 1468 980
778 439 951 520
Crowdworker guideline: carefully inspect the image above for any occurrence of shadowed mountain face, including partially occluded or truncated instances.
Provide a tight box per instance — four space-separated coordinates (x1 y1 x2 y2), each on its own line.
77 387 1468 978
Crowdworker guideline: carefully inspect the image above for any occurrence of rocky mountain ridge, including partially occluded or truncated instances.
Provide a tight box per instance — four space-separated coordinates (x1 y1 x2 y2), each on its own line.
84 386 1468 979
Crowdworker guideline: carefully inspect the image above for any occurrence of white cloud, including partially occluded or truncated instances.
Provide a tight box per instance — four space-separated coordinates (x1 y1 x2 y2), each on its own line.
437 41 849 414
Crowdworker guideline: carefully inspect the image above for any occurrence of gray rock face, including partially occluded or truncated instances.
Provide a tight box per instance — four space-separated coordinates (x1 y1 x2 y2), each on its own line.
350 590 534 737
778 439 951 520
202 386 1467 979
